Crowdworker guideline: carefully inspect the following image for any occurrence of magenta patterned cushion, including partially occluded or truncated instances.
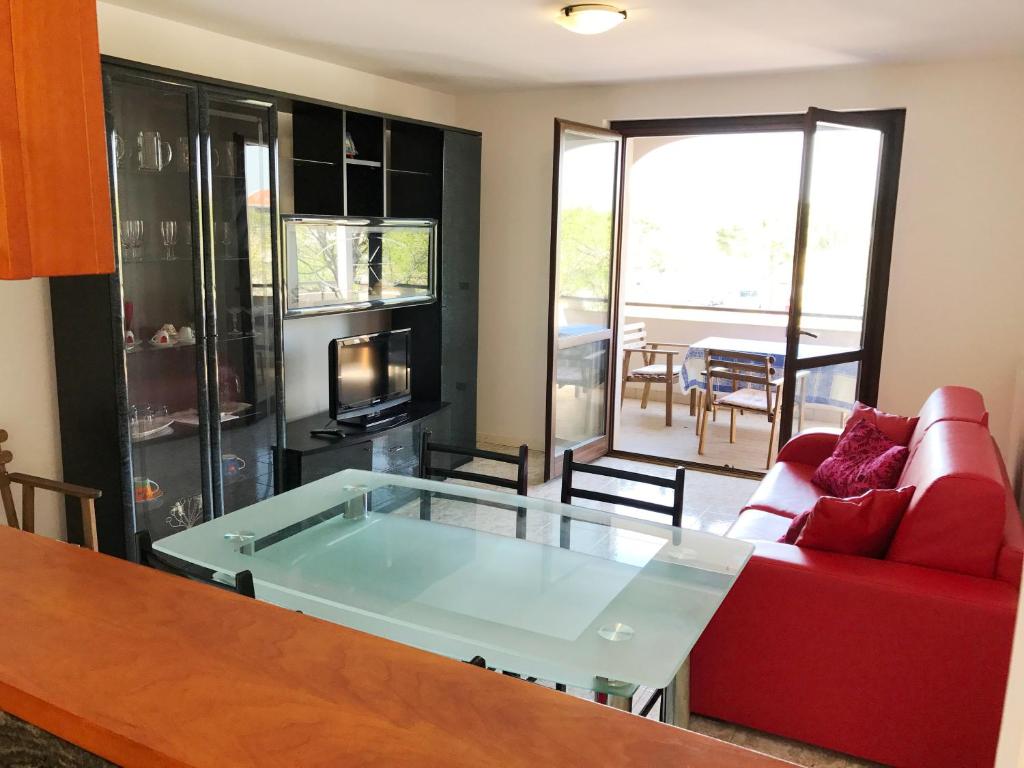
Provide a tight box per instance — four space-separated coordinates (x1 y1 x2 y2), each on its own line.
811 419 909 497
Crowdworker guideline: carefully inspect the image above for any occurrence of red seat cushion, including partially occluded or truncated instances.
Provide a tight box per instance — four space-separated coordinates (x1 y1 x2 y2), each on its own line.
791 487 915 557
745 462 821 519
844 402 919 446
726 509 792 542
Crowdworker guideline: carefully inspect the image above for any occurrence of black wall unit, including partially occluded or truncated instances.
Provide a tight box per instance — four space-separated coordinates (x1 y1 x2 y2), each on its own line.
50 56 482 558
50 276 131 558
393 131 481 455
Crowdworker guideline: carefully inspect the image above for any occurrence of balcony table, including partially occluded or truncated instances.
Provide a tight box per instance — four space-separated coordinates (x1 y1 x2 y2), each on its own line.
156 469 754 725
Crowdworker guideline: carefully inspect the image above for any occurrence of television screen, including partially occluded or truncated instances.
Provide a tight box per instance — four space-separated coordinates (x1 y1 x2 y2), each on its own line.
329 329 411 421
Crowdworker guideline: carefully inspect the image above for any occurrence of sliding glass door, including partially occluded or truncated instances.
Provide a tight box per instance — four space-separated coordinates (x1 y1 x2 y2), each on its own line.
545 120 622 479
779 108 904 445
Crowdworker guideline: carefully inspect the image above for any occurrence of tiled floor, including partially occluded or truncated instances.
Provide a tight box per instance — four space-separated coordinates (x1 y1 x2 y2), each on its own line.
615 396 844 474
451 447 881 768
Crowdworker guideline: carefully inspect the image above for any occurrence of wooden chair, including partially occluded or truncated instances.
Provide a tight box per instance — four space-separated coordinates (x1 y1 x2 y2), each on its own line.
419 431 530 537
620 322 688 426
0 429 102 551
136 530 255 598
696 350 784 469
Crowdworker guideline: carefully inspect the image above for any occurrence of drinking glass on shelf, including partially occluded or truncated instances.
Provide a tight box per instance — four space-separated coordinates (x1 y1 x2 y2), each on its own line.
160 220 179 260
215 222 233 246
137 130 173 172
120 220 144 262
175 136 190 172
227 307 244 337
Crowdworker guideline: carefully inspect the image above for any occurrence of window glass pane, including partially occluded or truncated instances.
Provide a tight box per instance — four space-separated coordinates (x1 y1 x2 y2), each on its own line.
624 132 802 312
555 131 616 336
554 340 609 452
796 123 881 357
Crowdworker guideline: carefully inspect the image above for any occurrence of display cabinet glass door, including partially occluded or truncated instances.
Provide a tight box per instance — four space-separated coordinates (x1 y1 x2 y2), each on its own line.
107 72 211 541
204 92 281 516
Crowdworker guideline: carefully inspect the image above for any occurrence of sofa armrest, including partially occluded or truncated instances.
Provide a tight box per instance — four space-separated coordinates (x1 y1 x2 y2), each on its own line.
692 541 1018 768
775 428 841 467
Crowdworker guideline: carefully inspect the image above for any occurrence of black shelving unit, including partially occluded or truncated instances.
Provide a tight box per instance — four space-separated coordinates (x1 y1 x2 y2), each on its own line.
50 57 482 557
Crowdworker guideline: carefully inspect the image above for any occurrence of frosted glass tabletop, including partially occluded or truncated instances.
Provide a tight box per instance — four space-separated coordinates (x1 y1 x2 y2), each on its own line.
155 469 753 692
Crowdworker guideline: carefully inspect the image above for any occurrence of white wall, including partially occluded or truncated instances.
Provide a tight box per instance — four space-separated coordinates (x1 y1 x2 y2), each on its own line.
0 3 457 540
456 56 1024 454
996 577 1024 767
0 280 65 539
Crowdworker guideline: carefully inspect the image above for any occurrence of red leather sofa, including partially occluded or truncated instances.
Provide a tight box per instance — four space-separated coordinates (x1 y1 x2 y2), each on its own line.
691 387 1022 768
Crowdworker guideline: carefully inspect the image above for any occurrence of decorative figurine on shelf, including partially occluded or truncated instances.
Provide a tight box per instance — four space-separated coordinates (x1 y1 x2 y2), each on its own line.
344 130 358 158
166 495 203 529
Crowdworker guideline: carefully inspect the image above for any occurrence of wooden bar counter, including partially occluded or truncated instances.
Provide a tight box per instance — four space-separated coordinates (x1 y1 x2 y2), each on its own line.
0 527 792 767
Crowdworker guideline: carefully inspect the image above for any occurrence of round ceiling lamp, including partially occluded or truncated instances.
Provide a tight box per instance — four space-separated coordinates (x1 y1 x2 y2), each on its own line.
556 4 628 35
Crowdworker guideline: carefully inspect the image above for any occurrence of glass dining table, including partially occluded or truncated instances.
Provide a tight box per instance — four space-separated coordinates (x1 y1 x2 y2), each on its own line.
155 469 753 726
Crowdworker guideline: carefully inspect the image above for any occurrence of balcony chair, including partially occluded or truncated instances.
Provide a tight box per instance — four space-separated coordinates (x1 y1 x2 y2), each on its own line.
696 349 784 469
619 322 688 426
0 428 101 550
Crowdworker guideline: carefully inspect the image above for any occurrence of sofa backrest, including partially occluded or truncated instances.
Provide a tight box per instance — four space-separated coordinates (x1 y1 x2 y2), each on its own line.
906 386 989 458
887 421 1008 579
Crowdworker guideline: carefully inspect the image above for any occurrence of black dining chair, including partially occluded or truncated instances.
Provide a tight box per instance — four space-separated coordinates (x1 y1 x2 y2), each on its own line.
136 530 256 598
558 448 685 712
559 449 685 532
419 430 530 537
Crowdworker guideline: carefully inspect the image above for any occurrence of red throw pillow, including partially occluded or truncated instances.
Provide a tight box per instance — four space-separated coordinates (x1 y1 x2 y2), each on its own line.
779 510 811 544
812 419 909 497
843 402 919 446
793 487 916 557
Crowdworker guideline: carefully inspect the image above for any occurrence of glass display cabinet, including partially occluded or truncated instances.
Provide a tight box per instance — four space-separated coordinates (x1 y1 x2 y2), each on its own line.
283 216 436 316
99 65 283 547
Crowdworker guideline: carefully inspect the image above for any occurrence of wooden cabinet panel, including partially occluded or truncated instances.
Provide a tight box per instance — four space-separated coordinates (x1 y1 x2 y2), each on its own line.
0 0 113 279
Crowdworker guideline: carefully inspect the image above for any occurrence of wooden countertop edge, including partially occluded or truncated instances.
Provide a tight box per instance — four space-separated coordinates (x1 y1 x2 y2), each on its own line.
0 681 183 768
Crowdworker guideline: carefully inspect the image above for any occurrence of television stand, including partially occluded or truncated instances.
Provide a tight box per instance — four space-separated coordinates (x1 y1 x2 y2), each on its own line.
281 401 452 491
337 405 409 431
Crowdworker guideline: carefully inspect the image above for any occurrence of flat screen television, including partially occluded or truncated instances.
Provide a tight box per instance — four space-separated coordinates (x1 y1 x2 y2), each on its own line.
328 329 412 424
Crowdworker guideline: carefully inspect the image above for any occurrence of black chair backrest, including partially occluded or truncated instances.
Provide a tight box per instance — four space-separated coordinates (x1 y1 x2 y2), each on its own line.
419 431 530 537
419 431 528 495
559 449 685 528
136 530 255 598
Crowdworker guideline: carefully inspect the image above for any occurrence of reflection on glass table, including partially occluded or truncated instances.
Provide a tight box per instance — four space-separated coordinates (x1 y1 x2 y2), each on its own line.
156 469 753 725
283 216 436 316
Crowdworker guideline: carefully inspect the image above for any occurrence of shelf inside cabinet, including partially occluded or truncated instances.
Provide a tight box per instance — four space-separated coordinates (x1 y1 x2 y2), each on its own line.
346 158 382 168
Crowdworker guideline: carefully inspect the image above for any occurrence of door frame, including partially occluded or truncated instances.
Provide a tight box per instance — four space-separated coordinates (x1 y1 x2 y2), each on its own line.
779 107 906 445
607 109 905 474
544 118 624 480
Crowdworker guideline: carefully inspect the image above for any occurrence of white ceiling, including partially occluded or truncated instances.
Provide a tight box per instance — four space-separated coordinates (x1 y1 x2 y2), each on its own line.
103 0 1024 92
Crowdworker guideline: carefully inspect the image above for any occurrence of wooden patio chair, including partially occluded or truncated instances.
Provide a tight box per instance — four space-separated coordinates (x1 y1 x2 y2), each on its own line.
696 350 784 469
620 322 688 426
0 429 102 551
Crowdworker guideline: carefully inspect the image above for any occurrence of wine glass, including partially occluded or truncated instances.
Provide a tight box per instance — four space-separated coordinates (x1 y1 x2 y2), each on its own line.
120 220 144 262
160 221 179 261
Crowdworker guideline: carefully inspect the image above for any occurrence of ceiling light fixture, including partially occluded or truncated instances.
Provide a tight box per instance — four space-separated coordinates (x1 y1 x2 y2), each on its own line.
556 4 627 35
